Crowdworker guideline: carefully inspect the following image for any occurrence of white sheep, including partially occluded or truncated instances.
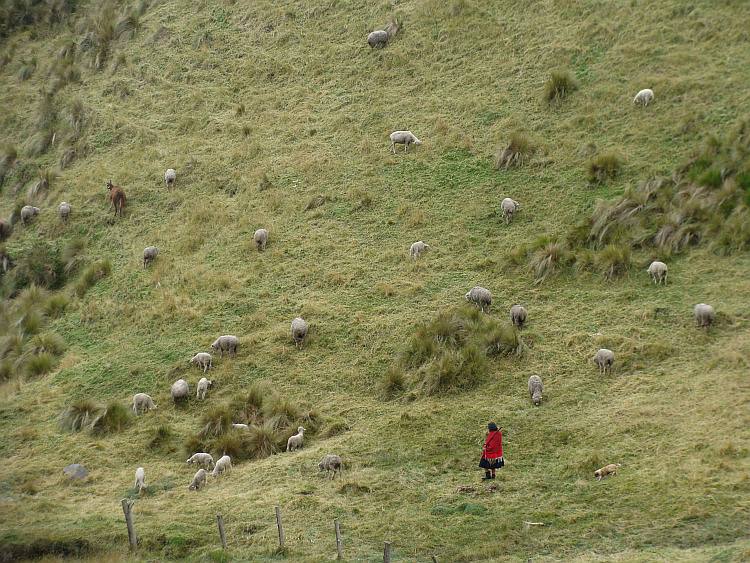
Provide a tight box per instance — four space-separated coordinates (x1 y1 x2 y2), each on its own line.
694 303 715 333
409 241 429 259
212 455 232 478
186 452 214 470
57 202 71 223
367 30 388 48
197 377 212 400
528 375 543 406
21 205 40 225
318 454 343 480
133 393 157 416
647 261 668 286
633 89 654 107
134 467 147 493
465 286 492 313
286 426 306 452
254 228 268 251
593 348 615 375
191 353 213 374
211 335 239 358
171 379 189 404
501 198 520 225
165 169 176 191
390 131 422 154
231 423 249 431
143 246 158 269
291 317 308 349
510 305 527 330
189 468 207 491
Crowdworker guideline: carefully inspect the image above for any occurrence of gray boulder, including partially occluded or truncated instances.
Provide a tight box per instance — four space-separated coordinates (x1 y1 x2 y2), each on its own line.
63 463 88 480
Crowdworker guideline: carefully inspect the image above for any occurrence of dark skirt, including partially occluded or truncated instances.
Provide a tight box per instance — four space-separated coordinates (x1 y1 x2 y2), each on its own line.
479 456 504 469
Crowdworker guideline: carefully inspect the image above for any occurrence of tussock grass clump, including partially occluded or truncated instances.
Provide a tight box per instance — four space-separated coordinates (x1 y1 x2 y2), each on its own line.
544 70 578 104
43 294 68 317
595 244 632 280
482 320 523 357
495 132 535 169
200 405 233 437
380 366 406 399
0 143 18 187
11 240 66 292
32 333 65 355
60 400 99 432
527 236 573 285
149 425 174 452
74 259 111 297
25 352 53 376
262 394 302 431
18 58 36 81
27 168 54 200
91 402 129 434
62 237 86 275
246 421 281 459
587 151 623 186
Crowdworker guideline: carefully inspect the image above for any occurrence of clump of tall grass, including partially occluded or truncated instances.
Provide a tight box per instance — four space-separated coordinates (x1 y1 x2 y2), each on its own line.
200 404 233 437
380 366 406 399
149 425 174 452
32 333 65 355
27 168 54 199
59 145 77 170
12 240 66 291
0 143 18 187
262 393 302 431
211 433 246 459
26 352 54 376
527 236 573 285
587 151 623 186
495 132 534 169
74 258 111 297
90 401 129 434
44 294 68 317
595 243 632 280
246 421 281 459
544 70 578 104
482 320 523 357
18 57 36 81
60 400 100 432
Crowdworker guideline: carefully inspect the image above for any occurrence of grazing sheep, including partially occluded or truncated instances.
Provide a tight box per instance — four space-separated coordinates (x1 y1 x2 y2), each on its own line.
694 303 715 333
133 393 157 416
510 305 527 330
390 131 422 154
165 169 176 191
171 379 189 404
21 205 40 225
186 453 214 470
189 468 207 491
594 463 621 481
593 348 615 375
633 89 654 107
465 286 492 313
501 198 520 225
528 375 543 406
212 455 232 478
0 219 9 241
318 454 343 480
143 246 158 269
134 467 147 493
231 423 249 431
106 181 126 218
211 335 239 358
254 228 268 251
409 241 429 259
57 202 71 223
291 317 308 349
197 377 212 400
647 261 668 286
367 20 399 48
191 353 213 374
286 426 306 452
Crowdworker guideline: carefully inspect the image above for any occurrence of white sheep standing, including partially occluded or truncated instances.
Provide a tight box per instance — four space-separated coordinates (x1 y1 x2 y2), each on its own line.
212 455 232 478
528 375 543 406
21 205 40 225
57 202 71 223
593 348 615 375
633 89 654 107
165 169 176 191
390 131 422 154
171 379 189 404
186 453 214 470
501 198 520 225
409 241 429 259
367 20 399 48
291 317 308 349
191 353 212 374
254 228 268 251
133 393 157 416
318 454 343 480
189 468 207 491
143 246 158 269
510 305 527 330
196 377 212 400
465 286 492 313
286 426 306 452
211 335 239 358
647 261 668 286
134 467 147 493
694 303 715 333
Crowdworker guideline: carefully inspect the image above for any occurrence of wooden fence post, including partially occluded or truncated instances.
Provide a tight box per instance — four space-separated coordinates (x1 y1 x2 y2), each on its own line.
383 540 391 563
121 498 137 552
275 506 285 549
334 517 342 559
217 514 227 549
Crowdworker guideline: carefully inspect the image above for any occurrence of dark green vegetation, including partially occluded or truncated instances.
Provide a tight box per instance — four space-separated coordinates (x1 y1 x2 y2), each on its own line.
1 0 749 561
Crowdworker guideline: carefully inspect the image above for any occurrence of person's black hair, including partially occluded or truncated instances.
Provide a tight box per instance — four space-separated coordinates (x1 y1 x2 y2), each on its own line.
488 422 498 432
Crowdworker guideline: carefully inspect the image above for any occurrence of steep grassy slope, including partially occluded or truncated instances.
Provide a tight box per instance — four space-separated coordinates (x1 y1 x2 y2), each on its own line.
1 0 749 560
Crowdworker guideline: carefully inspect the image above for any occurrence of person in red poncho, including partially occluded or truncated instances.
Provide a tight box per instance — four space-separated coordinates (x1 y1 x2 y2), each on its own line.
479 422 503 480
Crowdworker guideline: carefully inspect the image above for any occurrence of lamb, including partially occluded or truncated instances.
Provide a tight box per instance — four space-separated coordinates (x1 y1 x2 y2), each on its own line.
57 202 71 223
633 89 654 107
593 348 615 375
231 423 249 431
191 353 213 374
106 180 126 218
694 303 715 333
465 286 492 313
318 454 343 480
21 205 40 225
197 377 212 400
133 393 157 415
212 455 232 478
254 228 268 251
291 317 308 349
211 335 239 358
390 131 422 154
501 198 520 225
594 463 621 481
647 261 668 286
143 246 158 269
286 426 306 452
367 20 399 48
134 467 147 493
527 375 543 406
409 241 429 259
189 468 207 491
171 379 189 404
165 169 176 191
510 305 527 330
186 453 214 470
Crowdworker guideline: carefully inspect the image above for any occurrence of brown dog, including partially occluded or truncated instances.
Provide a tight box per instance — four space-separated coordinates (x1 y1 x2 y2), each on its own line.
594 463 621 481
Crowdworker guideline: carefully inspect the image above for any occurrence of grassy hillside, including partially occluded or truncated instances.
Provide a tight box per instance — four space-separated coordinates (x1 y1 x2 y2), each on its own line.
1 0 749 560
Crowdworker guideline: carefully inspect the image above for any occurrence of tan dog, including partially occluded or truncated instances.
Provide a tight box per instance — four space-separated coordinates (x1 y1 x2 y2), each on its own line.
594 463 621 481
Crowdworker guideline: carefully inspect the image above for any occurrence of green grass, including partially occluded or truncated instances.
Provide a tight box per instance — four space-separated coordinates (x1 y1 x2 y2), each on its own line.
0 0 749 561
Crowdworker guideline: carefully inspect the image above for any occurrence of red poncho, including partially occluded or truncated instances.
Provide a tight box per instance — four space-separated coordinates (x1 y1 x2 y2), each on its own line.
482 430 503 459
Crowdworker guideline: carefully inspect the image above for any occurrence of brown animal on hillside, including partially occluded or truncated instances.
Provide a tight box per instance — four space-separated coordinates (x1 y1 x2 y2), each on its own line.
0 219 9 241
594 463 621 481
107 180 126 218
